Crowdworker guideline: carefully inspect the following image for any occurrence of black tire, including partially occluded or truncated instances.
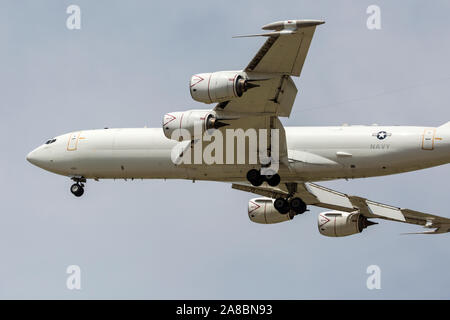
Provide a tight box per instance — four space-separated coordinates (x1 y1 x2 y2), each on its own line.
251 176 264 187
246 169 259 181
290 197 307 214
247 169 264 187
70 184 84 197
274 197 290 214
266 174 281 187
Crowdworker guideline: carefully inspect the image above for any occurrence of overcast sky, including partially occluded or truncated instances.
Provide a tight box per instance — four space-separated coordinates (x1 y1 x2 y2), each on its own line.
1 0 450 299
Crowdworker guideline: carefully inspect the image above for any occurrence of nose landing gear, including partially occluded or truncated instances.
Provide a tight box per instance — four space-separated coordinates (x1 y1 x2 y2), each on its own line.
70 177 86 197
70 183 84 197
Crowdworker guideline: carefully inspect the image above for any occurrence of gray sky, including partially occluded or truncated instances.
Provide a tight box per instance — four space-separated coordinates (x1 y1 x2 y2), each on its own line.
1 0 450 299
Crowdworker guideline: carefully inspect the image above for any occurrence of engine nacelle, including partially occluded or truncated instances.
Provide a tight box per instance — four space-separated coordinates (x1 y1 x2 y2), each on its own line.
190 71 249 104
163 110 226 141
318 211 376 237
248 198 294 224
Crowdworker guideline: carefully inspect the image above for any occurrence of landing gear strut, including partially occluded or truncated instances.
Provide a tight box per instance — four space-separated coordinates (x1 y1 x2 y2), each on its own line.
246 169 281 187
70 177 86 197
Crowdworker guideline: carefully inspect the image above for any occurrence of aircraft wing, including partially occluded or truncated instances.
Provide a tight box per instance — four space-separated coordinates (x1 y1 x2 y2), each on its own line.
232 182 450 234
244 20 324 76
214 20 324 117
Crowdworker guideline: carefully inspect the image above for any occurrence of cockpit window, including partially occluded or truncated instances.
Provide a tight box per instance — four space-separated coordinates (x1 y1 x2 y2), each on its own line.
45 139 57 145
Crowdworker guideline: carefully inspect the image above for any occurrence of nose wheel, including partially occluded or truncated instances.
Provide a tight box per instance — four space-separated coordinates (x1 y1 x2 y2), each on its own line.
70 183 84 197
70 177 86 197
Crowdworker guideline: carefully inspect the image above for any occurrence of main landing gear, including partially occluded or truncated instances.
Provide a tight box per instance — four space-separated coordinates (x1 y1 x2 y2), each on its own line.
274 197 307 215
273 183 307 215
246 169 280 187
70 177 86 197
245 170 306 215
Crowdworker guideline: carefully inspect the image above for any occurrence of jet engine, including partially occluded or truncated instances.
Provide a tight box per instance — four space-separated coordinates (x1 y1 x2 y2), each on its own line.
190 71 254 104
318 211 376 237
162 110 228 141
248 198 294 224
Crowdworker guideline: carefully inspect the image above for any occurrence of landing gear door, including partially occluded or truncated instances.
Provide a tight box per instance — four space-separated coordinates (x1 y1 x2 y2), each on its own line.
422 128 435 151
67 132 81 151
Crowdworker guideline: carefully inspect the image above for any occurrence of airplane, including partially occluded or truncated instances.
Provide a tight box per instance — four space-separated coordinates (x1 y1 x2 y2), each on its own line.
27 19 450 237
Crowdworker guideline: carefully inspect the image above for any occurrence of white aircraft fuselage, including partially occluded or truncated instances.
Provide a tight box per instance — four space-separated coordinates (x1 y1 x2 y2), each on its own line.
26 124 450 182
25 19 450 235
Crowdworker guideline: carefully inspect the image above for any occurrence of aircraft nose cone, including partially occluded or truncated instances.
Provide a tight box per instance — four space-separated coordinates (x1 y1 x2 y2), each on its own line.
26 147 52 168
26 149 39 165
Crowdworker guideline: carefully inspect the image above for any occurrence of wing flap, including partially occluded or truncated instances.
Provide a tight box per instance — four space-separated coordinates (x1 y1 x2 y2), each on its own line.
365 201 406 222
304 183 354 210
